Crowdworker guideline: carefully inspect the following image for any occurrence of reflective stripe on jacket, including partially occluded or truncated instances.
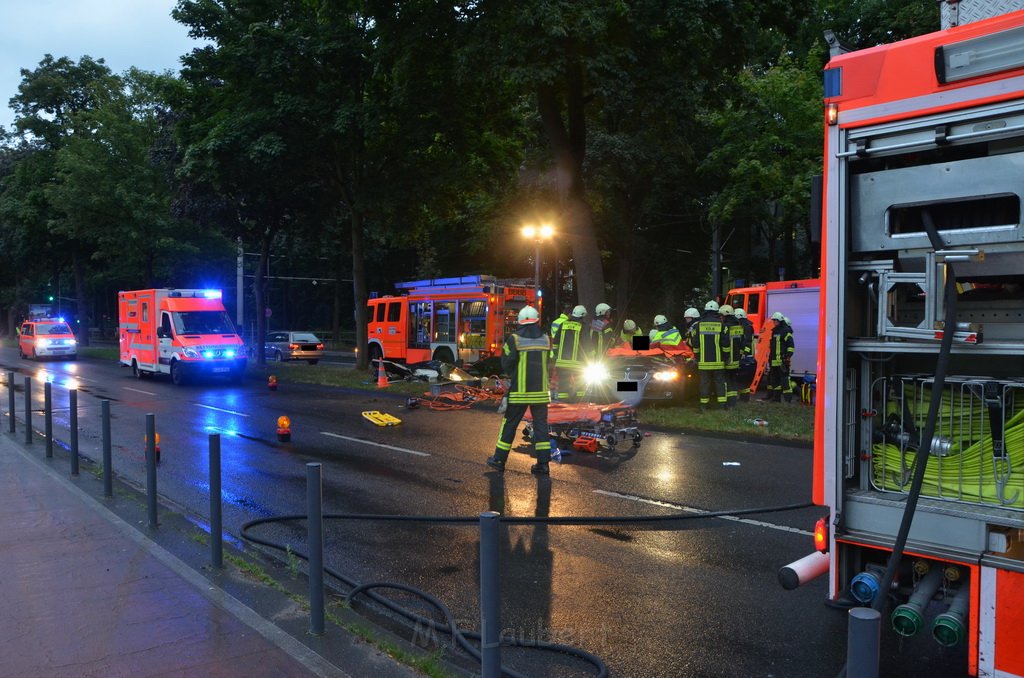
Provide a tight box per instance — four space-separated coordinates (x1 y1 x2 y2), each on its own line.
723 316 743 369
502 325 551 404
651 326 682 346
590 320 615 355
687 312 727 369
769 322 795 367
554 319 588 367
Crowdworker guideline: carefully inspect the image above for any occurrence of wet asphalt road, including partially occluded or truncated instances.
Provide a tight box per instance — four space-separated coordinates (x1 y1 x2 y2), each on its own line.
0 351 970 677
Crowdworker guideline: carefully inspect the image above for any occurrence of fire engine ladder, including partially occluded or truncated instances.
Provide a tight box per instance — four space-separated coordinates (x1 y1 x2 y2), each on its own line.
862 249 985 344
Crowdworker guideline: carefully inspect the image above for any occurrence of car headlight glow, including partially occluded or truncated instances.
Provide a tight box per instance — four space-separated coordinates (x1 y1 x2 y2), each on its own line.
182 347 201 359
653 369 679 382
582 362 610 385
38 339 51 347
224 349 236 358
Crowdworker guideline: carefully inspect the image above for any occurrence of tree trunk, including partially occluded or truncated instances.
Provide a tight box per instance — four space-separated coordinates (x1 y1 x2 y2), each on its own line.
351 211 369 370
536 77 605 315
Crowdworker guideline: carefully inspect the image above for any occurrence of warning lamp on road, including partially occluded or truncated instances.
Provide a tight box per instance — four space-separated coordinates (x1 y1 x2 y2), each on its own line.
268 375 278 391
144 432 162 464
277 415 292 442
814 516 829 553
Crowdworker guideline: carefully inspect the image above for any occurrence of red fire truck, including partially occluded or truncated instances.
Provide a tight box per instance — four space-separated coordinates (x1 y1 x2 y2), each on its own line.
366 275 538 367
786 5 1024 676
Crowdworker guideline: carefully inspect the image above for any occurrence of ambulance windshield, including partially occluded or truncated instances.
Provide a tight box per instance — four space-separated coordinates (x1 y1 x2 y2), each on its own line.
38 323 72 335
173 311 235 335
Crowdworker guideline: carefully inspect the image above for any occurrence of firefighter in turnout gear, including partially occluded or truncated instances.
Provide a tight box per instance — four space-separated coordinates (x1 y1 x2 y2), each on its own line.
620 319 642 348
590 302 615 356
553 304 590 401
734 307 755 401
765 311 794 402
650 314 682 348
487 306 553 475
548 303 571 359
719 304 742 407
682 307 701 335
687 300 729 409
781 315 796 403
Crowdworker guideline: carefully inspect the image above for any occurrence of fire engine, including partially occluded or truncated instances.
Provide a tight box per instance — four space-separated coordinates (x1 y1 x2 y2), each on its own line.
784 4 1024 676
119 289 247 385
366 275 538 367
725 278 821 383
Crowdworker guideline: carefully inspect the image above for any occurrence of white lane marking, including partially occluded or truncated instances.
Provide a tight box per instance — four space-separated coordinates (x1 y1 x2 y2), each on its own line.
321 431 431 457
593 489 813 536
123 386 157 396
194 403 250 417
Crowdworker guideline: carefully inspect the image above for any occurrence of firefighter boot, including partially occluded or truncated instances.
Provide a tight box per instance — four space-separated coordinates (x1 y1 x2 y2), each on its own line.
531 462 550 475
772 390 783 403
486 455 506 472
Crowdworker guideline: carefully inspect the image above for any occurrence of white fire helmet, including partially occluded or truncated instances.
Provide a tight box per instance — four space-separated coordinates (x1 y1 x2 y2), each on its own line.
595 302 611 316
704 300 720 312
654 314 668 326
719 304 734 316
518 306 540 324
623 319 637 332
734 308 747 319
684 307 700 319
771 311 785 322
572 305 588 319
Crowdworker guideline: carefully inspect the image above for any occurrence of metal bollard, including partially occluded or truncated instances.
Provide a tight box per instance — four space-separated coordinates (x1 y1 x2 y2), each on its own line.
847 606 880 678
44 382 53 458
307 463 325 635
479 511 501 678
102 400 112 498
70 390 79 476
209 434 223 569
7 371 14 434
146 414 158 527
24 377 32 444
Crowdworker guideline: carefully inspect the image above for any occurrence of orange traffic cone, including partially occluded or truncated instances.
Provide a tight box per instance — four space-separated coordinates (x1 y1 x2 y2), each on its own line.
376 358 389 388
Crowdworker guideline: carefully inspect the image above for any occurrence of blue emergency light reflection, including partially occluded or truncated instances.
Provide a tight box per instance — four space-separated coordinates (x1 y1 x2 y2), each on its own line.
225 349 236 358
202 290 222 299
203 350 214 359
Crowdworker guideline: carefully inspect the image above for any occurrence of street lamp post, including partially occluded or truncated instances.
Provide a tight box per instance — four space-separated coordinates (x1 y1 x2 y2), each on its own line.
521 223 554 297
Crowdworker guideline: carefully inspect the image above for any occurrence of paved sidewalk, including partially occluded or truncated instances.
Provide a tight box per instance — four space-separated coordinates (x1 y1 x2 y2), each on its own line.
0 433 344 678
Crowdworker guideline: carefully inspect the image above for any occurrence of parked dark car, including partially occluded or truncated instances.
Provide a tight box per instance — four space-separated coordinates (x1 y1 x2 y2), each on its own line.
263 331 324 364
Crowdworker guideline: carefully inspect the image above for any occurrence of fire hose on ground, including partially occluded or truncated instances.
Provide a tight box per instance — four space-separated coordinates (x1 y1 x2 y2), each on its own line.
241 501 813 677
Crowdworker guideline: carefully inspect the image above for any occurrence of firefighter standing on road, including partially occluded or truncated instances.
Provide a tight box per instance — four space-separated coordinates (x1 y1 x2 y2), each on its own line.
553 305 590 401
487 306 552 475
734 308 755 401
765 311 794 403
589 303 615 356
687 300 729 410
719 304 742 407
650 314 682 348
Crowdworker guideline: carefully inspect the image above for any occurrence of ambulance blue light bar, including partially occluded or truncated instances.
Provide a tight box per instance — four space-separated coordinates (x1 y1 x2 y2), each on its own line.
202 290 222 299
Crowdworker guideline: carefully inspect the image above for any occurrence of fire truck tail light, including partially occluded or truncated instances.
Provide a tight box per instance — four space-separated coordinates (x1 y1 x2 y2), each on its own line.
826 103 839 126
814 516 829 552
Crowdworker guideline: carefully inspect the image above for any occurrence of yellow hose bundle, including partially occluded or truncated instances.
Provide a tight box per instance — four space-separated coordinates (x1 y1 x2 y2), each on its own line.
872 386 1024 509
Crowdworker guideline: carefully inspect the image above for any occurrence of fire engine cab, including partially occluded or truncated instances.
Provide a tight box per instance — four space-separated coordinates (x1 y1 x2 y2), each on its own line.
119 289 246 385
367 275 539 367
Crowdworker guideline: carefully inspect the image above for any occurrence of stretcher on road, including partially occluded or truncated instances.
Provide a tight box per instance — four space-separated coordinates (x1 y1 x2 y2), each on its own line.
523 401 643 454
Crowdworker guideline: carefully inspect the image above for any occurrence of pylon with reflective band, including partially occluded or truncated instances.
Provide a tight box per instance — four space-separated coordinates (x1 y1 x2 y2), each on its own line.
377 358 389 388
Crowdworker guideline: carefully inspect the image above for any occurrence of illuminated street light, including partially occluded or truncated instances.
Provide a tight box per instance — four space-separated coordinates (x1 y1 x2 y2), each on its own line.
521 223 555 298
